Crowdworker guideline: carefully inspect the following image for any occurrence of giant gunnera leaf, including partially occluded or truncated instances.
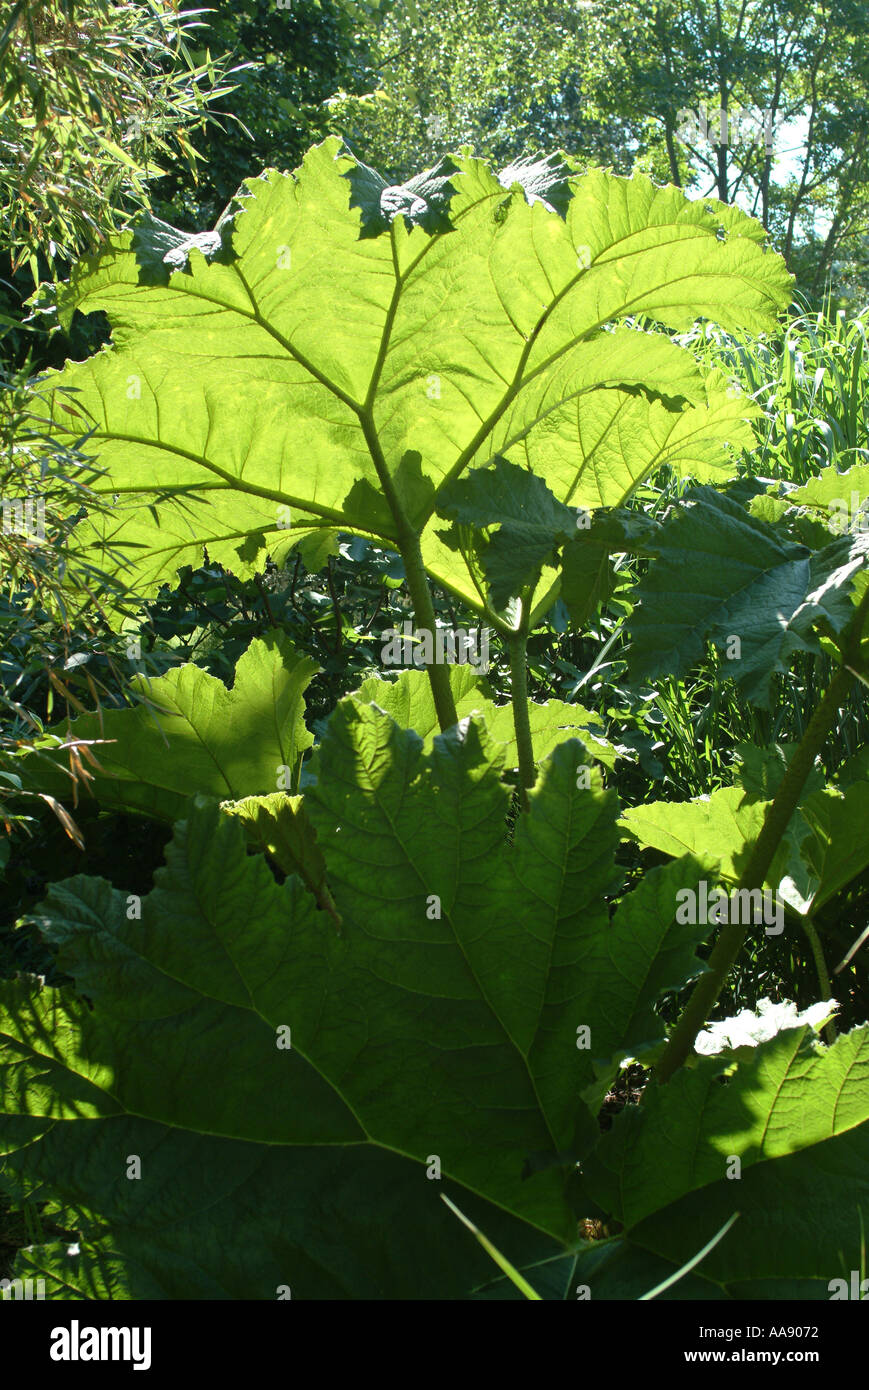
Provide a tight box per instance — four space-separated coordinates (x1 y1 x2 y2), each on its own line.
626 486 868 704
2 632 317 820
0 704 716 1298
42 139 791 614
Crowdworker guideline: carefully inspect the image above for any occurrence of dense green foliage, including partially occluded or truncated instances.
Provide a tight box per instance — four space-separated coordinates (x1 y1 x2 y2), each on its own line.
2 0 869 1306
1 140 869 1300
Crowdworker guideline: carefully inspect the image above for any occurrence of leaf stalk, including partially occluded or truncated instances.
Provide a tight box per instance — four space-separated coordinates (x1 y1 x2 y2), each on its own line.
507 605 536 810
